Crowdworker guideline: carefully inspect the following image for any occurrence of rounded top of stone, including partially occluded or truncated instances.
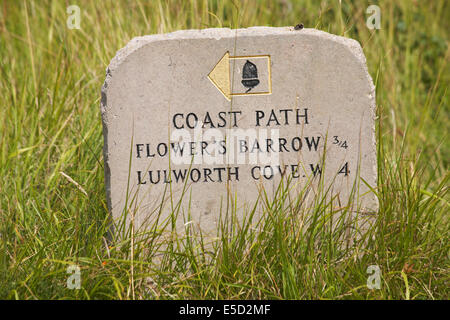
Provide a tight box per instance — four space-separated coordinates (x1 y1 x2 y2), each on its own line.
106 27 366 75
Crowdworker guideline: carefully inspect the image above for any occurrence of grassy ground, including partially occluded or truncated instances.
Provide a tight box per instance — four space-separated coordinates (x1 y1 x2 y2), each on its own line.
0 0 448 299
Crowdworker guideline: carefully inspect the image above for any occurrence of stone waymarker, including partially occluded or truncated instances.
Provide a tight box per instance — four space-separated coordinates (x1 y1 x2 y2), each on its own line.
101 27 378 236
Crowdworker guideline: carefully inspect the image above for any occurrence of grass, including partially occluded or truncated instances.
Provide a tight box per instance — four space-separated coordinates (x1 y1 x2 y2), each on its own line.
0 0 448 299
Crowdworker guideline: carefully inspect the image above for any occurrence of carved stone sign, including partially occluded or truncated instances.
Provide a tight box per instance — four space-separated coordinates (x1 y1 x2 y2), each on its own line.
101 27 378 235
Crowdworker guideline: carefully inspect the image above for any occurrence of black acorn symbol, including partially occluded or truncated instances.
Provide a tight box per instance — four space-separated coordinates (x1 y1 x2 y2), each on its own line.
241 60 260 93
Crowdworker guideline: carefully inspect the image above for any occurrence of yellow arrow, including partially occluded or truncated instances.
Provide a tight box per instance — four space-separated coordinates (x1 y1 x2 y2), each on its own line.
208 52 231 100
208 51 272 100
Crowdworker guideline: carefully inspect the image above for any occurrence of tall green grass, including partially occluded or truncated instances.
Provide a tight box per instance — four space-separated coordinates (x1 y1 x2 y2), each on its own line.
0 0 448 299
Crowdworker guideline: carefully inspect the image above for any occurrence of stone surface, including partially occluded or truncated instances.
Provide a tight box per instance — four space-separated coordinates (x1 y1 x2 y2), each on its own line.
101 27 378 235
